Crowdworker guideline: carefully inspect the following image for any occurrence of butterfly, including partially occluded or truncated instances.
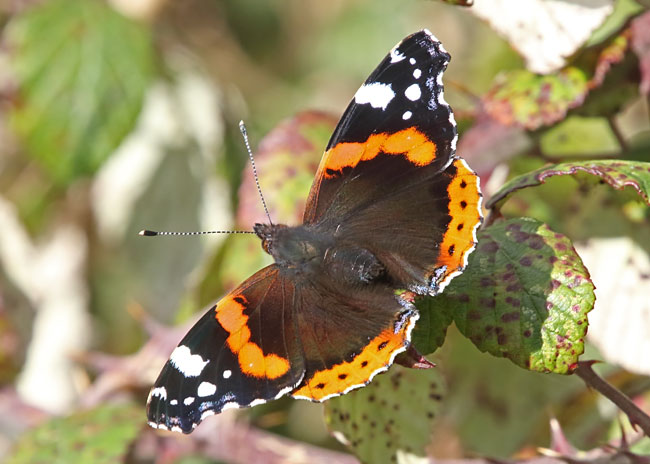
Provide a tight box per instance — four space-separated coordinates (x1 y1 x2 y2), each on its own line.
146 29 482 434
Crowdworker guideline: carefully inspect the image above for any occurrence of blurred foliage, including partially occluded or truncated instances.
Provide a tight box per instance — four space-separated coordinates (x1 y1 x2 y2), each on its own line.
0 0 650 463
7 403 142 464
6 0 155 184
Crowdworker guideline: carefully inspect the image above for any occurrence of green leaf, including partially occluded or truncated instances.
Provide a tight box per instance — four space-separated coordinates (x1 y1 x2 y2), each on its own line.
540 116 620 158
7 403 142 464
7 0 156 184
484 67 590 130
410 296 454 355
482 30 630 130
326 366 444 464
487 160 650 209
433 218 595 374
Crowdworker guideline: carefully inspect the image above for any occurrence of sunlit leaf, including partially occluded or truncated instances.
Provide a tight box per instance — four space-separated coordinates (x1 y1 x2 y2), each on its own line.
326 366 444 464
7 403 141 464
488 160 650 209
434 218 594 374
577 238 650 376
7 0 155 183
471 0 614 74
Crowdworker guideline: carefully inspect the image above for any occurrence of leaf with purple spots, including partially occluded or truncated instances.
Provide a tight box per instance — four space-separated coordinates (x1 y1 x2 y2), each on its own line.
431 218 595 374
487 160 650 210
326 366 444 464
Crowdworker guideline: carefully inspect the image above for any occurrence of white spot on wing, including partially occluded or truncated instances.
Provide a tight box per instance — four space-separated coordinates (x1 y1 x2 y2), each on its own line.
170 399 178 406
151 386 167 400
402 111 412 120
409 57 416 65
354 82 395 110
169 345 209 377
222 369 232 379
249 398 267 407
184 396 195 405
197 381 217 397
390 47 405 63
405 84 421 102
413 69 422 79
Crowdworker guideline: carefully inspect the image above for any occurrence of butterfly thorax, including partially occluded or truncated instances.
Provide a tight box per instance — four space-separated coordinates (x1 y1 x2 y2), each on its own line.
254 222 385 285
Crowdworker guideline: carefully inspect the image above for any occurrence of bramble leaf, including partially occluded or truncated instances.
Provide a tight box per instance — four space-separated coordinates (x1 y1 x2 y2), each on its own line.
431 218 594 374
326 366 444 464
7 0 155 183
488 160 650 209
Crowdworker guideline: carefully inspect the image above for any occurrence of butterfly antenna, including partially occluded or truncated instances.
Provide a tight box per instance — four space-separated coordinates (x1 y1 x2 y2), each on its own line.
139 229 255 237
239 120 273 225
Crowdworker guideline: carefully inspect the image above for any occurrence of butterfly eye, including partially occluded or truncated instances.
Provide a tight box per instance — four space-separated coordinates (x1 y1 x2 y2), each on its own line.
261 238 271 254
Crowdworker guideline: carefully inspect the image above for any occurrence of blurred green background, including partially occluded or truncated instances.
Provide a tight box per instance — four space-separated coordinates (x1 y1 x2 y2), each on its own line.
0 0 649 463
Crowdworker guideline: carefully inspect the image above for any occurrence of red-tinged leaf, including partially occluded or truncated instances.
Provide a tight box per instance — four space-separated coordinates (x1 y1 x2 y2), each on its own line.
631 11 650 95
431 218 595 374
487 160 650 209
484 68 590 130
483 32 630 130
237 111 338 226
456 111 530 185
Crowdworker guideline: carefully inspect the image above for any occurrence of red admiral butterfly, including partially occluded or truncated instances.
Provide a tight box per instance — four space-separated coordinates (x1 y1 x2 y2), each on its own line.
147 29 482 433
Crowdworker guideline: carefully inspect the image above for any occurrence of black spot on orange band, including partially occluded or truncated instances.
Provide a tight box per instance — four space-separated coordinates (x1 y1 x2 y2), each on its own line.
430 157 482 284
290 320 412 401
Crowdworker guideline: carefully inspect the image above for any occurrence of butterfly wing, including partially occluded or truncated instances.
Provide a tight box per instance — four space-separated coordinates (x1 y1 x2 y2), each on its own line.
146 265 305 433
290 279 418 401
303 29 482 295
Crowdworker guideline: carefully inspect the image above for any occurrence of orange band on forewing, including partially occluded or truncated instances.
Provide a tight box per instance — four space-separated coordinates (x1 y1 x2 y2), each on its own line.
290 325 409 401
435 158 481 278
321 128 437 178
215 296 290 379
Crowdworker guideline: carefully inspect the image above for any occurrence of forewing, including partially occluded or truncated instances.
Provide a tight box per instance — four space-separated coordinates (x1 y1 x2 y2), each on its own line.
303 29 457 224
147 266 305 433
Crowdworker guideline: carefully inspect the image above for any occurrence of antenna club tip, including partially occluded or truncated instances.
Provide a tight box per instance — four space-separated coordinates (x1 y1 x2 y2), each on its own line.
139 229 158 236
239 120 247 134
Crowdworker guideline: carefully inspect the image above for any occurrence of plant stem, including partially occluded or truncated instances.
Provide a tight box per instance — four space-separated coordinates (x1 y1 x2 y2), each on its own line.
607 116 628 154
575 361 650 437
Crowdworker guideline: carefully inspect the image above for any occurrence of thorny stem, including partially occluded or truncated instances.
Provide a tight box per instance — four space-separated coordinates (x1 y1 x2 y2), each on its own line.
575 361 650 437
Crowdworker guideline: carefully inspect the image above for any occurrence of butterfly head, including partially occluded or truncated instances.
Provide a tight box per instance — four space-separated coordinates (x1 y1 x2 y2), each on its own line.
254 223 284 255
254 223 326 268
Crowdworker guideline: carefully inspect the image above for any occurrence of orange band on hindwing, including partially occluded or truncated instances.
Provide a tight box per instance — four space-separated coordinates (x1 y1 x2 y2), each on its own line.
290 322 412 401
215 296 290 379
433 157 482 283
